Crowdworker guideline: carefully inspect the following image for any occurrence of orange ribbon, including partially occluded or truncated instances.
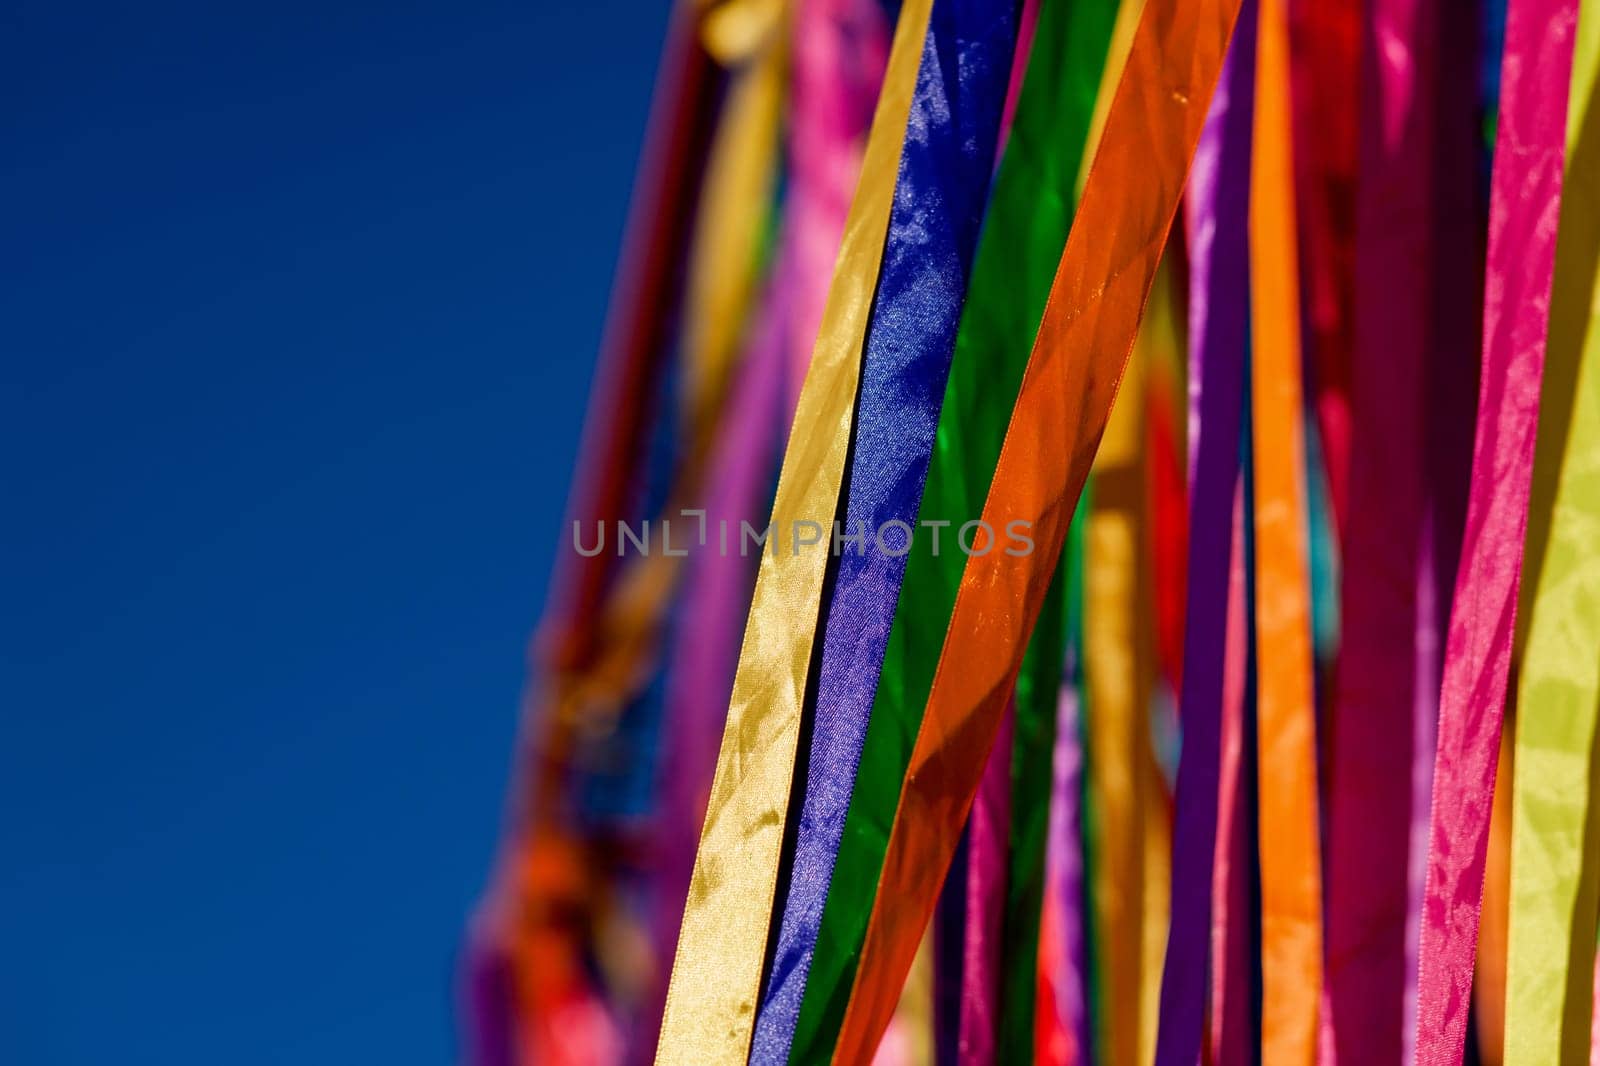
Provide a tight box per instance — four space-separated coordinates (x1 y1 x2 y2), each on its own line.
1247 0 1324 1058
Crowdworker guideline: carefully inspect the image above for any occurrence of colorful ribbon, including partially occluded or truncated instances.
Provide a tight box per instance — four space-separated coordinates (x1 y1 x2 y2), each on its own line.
749 2 1021 1058
790 0 1121 1054
827 0 1244 1056
1155 1 1255 1058
1414 0 1582 1059
1323 0 1458 1054
1248 0 1325 1057
1503 4 1600 1059
655 0 934 1056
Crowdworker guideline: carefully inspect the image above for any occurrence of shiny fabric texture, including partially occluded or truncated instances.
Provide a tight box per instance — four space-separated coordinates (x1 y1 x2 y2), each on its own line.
646 267 789 1058
641 3 891 1056
826 0 1244 1057
1248 0 1325 1058
1154 1 1255 1058
653 0 934 1057
1504 4 1600 1059
748 1 1021 1058
1413 0 1581 1058
790 0 1121 1055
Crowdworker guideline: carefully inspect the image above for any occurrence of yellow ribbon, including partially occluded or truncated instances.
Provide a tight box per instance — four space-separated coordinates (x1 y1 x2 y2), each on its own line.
654 1 934 1059
1505 3 1600 1060
1084 268 1154 1066
1079 12 1155 1059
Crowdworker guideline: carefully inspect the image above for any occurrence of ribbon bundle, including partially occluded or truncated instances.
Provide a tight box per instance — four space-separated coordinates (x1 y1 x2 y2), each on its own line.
469 0 1600 1062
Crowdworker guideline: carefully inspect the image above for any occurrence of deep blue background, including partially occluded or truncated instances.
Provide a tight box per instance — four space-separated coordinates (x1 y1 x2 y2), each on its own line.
1 3 665 1061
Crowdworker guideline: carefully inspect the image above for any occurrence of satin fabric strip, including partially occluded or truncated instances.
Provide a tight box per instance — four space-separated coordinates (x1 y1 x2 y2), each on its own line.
961 703 1014 1065
647 269 790 1057
1248 0 1325 1058
790 0 1122 1054
1324 0 1458 1053
748 3 1020 1059
828 0 1244 1057
654 0 934 1058
991 6 1135 1032
994 23 1060 1053
1504 5 1600 1060
1413 0 1581 1058
1084 305 1154 1066
1156 2 1256 1059
646 8 889 1049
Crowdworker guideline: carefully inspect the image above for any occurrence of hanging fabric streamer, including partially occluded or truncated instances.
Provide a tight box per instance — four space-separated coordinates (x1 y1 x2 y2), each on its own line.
469 0 1600 1059
826 0 1244 1056
748 0 1021 1060
1324 0 1459 1054
1083 263 1159 1066
1503 2 1600 1059
789 0 1121 1055
1248 0 1325 1058
1414 0 1581 1059
655 0 935 1056
1155 0 1255 1059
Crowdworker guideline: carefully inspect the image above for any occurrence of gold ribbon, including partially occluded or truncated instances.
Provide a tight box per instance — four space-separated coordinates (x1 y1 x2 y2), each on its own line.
1505 3 1600 1060
1084 268 1154 1066
654 1 935 1059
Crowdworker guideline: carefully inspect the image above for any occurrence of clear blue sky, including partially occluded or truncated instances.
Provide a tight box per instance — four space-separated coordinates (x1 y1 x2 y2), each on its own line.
1 3 666 1061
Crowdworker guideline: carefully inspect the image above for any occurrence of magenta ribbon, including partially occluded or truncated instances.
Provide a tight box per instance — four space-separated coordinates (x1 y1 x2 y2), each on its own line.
1326 0 1490 1051
1413 0 1581 1059
960 700 1015 1063
1324 0 1452 1055
781 0 891 412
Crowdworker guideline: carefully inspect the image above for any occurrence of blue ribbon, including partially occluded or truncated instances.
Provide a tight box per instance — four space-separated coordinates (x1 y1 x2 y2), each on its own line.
747 1 1019 1060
